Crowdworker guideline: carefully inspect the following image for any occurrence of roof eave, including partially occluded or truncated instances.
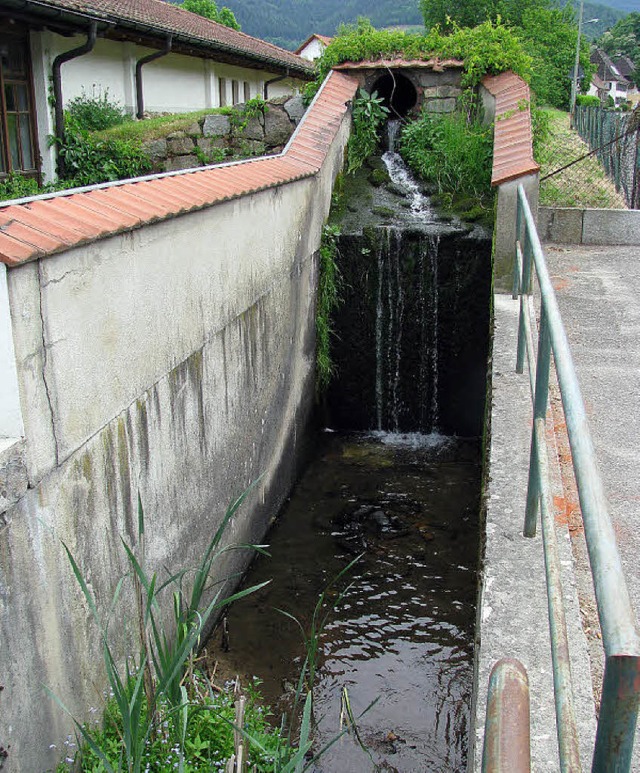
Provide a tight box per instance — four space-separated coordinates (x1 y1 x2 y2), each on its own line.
1 0 314 79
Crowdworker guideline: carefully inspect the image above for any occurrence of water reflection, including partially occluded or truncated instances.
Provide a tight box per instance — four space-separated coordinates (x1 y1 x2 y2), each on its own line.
206 431 479 772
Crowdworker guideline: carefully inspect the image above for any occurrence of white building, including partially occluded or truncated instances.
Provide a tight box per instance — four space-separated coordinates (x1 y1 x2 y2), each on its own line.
0 0 313 183
295 33 332 62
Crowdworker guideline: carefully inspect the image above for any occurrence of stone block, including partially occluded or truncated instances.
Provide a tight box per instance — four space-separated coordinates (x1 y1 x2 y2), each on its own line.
197 137 226 154
240 115 265 141
437 85 462 98
164 154 199 172
167 135 195 155
144 138 167 161
202 113 231 137
264 107 294 147
425 98 457 113
284 95 306 124
422 86 439 98
582 209 640 245
186 122 202 137
538 207 583 244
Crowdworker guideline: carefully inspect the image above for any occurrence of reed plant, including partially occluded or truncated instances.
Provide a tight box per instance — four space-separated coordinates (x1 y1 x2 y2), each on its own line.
50 487 271 772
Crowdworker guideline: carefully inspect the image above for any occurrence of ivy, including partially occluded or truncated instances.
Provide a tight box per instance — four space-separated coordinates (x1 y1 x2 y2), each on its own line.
316 224 342 394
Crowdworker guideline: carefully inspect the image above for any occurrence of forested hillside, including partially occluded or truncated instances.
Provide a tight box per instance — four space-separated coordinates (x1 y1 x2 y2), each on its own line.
168 0 628 50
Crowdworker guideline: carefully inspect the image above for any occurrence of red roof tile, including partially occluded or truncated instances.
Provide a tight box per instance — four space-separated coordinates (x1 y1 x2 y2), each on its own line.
17 0 313 77
334 58 464 71
482 71 539 186
0 70 358 266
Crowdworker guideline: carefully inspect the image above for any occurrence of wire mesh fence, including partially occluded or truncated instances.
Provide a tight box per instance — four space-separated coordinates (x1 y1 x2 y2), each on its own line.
538 108 632 210
573 106 640 209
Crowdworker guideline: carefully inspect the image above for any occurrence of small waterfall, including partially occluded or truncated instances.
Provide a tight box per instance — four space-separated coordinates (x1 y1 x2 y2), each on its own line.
374 228 440 433
428 236 440 430
386 118 402 152
382 149 435 222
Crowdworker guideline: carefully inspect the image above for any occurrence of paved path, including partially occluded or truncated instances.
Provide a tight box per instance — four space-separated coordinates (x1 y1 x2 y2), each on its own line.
545 242 640 769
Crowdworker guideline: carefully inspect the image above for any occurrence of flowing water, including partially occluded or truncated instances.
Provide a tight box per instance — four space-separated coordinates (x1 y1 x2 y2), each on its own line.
208 431 480 772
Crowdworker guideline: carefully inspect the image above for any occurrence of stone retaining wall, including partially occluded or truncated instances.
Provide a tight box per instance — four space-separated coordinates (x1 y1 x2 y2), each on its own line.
143 96 306 173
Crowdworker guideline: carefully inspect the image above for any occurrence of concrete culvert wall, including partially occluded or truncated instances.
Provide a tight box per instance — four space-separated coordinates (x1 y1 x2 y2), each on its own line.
371 72 417 118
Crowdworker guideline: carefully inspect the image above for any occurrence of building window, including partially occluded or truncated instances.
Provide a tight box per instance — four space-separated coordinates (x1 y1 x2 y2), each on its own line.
0 28 37 177
218 77 227 107
231 79 239 105
244 81 251 102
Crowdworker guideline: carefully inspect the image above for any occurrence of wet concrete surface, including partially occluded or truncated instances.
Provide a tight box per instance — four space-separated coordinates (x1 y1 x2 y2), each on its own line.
206 431 481 772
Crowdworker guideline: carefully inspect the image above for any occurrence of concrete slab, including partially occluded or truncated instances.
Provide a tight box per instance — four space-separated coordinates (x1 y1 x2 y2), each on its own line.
472 293 596 772
538 208 584 245
539 207 640 246
582 209 640 245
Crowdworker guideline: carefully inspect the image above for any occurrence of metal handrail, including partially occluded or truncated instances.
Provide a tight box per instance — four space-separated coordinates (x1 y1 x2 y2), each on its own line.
509 183 640 772
483 659 531 773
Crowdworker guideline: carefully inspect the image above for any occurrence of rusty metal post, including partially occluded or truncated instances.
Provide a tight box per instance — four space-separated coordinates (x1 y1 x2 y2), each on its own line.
482 658 531 773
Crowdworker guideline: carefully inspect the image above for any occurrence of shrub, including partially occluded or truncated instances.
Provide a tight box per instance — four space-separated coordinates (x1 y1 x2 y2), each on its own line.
346 88 389 173
57 115 151 185
66 90 130 132
0 173 40 201
576 94 600 108
399 110 493 202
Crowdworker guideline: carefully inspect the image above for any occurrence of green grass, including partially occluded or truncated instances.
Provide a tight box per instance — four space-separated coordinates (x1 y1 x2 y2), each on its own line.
95 108 233 143
538 108 627 209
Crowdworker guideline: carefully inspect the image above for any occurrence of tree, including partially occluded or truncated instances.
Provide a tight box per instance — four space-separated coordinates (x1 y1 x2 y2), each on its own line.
181 0 241 30
599 12 640 87
420 0 593 109
519 5 592 108
420 0 554 31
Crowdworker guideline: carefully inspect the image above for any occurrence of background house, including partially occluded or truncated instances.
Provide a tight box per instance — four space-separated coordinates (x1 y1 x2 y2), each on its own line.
295 33 332 62
0 0 313 183
588 46 637 105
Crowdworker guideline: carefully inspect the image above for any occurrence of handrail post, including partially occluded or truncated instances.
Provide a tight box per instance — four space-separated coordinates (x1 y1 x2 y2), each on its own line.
482 659 531 773
516 229 532 375
524 308 551 538
513 196 523 300
592 655 640 772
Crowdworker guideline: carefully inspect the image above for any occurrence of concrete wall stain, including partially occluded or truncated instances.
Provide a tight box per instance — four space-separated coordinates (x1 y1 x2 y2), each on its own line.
0 104 352 770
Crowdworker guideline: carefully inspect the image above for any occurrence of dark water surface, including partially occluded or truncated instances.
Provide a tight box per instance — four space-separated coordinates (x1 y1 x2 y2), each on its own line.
207 430 480 772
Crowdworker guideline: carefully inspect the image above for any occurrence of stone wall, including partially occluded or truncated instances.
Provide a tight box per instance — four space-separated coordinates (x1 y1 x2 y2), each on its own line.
143 96 306 173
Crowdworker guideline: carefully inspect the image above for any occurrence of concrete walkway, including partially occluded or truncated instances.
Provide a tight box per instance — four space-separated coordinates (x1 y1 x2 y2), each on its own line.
546 242 640 770
473 293 596 772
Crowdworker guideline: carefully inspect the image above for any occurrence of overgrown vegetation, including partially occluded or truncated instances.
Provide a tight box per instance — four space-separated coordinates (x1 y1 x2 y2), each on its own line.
315 18 533 92
399 109 494 207
56 118 152 186
316 224 342 394
52 489 368 771
51 491 279 771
